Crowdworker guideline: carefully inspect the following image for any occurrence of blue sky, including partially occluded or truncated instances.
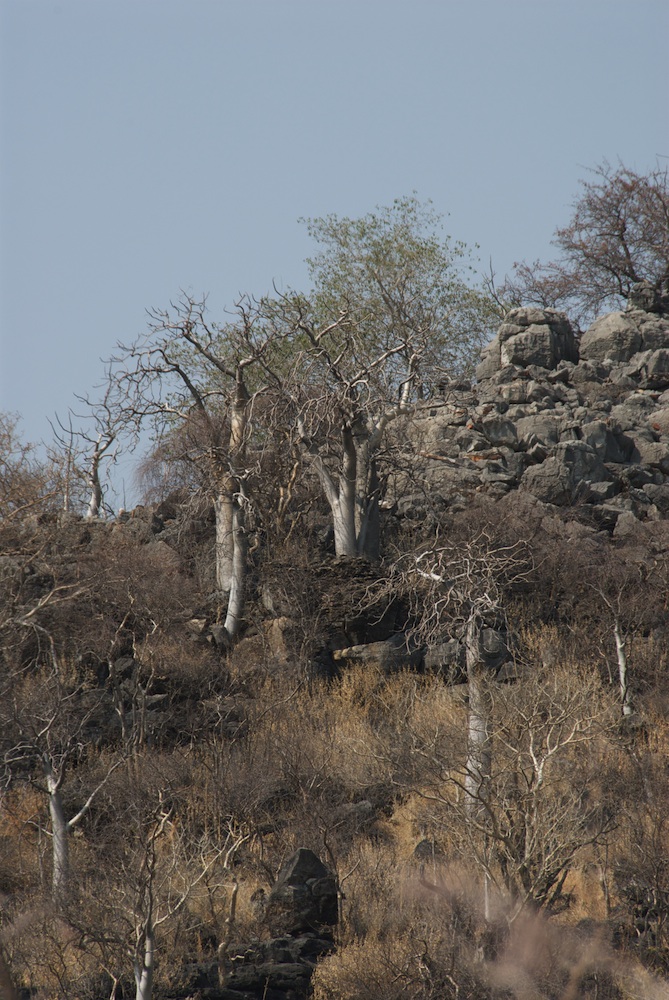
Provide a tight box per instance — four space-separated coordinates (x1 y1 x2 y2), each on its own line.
1 0 668 503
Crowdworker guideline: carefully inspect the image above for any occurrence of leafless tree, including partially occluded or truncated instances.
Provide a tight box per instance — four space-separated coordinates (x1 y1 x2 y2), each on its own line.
499 161 669 326
1 656 124 902
49 378 124 520
0 412 63 524
76 769 245 1000
388 533 529 813
108 294 315 638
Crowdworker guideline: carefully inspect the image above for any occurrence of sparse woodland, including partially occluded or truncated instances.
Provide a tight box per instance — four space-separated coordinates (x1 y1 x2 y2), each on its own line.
2 171 669 1000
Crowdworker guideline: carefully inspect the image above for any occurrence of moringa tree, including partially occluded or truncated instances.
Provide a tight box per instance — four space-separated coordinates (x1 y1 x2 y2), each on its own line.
280 197 498 559
385 532 616 922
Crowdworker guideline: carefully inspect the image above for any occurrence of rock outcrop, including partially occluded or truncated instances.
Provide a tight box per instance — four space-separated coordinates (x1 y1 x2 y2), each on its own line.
334 289 669 676
175 849 337 1000
402 291 669 526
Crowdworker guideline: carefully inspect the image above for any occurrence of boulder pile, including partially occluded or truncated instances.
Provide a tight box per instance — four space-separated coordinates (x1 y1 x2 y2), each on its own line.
402 289 669 531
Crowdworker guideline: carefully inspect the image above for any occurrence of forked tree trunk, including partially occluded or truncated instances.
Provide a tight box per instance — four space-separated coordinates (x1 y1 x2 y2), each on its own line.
84 433 112 520
301 420 380 559
84 457 103 520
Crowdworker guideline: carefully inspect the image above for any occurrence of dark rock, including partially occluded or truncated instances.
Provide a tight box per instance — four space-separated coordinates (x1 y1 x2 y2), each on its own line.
520 441 609 505
627 279 669 315
332 634 422 673
643 483 669 514
264 849 338 936
423 638 465 681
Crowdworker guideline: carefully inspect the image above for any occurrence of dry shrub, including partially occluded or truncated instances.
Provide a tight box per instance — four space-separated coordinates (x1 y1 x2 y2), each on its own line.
314 860 656 1000
312 845 488 1000
4 907 113 1000
0 785 44 894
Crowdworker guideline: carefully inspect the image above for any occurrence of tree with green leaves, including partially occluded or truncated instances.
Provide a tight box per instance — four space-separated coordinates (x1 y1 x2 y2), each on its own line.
283 196 497 559
106 198 495 624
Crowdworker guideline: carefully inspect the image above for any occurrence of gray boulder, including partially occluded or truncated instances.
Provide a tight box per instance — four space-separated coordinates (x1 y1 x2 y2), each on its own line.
520 441 609 505
580 309 669 365
580 312 642 363
627 279 669 315
477 307 578 379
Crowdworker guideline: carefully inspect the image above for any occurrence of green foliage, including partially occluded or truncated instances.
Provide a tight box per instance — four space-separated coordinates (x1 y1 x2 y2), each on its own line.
303 195 499 377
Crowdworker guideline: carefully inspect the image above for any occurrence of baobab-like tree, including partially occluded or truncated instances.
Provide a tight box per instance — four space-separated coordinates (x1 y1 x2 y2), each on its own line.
279 197 497 559
108 293 350 638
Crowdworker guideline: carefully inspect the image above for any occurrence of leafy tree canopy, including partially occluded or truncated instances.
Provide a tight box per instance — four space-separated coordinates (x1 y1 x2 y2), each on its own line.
302 195 498 378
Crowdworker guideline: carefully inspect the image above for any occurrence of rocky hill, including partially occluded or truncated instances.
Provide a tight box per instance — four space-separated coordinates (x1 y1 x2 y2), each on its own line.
410 285 669 530
2 287 669 1000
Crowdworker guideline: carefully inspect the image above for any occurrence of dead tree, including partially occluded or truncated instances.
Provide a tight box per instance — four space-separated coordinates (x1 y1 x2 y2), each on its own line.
50 377 123 519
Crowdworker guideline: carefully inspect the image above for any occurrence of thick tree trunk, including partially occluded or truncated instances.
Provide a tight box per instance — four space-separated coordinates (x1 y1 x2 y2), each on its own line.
354 447 380 560
223 500 248 638
214 492 235 594
331 497 358 557
134 925 155 1000
84 468 102 520
300 415 385 560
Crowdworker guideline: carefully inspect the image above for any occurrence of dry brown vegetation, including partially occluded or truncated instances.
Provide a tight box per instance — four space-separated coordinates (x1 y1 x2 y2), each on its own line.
1 426 669 1000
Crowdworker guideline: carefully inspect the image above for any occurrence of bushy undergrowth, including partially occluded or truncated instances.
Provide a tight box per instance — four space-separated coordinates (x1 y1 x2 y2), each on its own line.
1 498 668 999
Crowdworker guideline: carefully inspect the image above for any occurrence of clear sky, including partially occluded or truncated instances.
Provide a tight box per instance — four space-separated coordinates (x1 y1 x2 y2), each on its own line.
1 0 668 502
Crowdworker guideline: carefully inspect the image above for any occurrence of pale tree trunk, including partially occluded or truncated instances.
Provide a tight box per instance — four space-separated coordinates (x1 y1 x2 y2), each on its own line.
134 923 155 1000
614 621 634 717
223 498 248 638
464 619 492 812
85 431 116 520
42 755 69 898
300 419 380 559
42 751 123 903
214 375 250 637
334 424 359 557
84 450 103 520
214 492 235 594
464 617 493 924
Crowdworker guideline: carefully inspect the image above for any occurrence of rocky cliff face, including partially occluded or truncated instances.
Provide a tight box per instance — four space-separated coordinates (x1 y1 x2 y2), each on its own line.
397 289 669 539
